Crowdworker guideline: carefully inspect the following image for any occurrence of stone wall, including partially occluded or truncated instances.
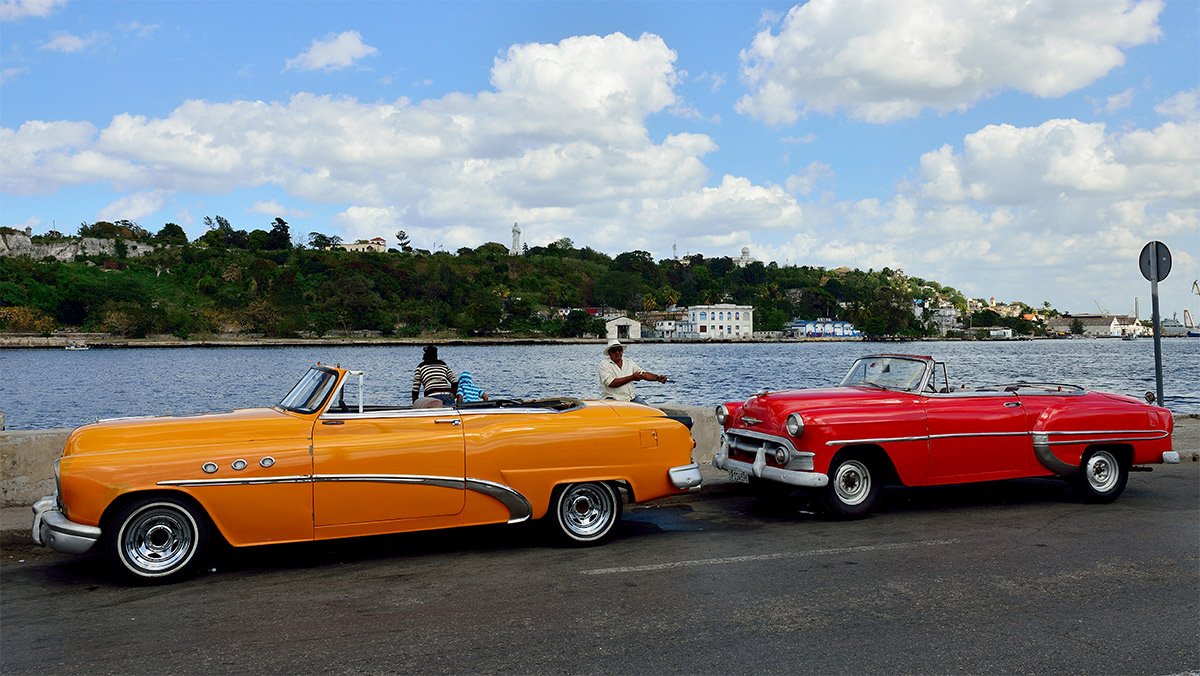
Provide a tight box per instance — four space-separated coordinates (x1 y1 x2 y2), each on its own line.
1 429 68 506
0 231 153 261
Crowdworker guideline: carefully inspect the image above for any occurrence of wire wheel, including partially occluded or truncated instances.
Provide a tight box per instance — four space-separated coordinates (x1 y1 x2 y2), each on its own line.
108 498 208 582
554 482 620 544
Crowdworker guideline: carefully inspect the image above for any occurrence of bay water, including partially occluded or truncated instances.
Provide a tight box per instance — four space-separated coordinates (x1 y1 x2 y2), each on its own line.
1 339 1196 430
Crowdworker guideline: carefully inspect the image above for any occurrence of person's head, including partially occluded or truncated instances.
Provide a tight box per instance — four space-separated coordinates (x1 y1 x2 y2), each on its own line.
423 345 438 362
605 339 624 362
459 370 474 386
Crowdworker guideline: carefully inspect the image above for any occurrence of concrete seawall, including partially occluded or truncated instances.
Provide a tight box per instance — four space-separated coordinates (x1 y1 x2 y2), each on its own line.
2 407 1195 508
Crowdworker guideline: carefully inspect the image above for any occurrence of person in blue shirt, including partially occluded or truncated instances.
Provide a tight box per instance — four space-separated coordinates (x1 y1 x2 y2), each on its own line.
456 370 488 405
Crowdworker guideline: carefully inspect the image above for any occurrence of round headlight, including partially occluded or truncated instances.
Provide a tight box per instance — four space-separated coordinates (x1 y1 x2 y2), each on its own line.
785 412 804 437
774 446 789 465
715 404 728 425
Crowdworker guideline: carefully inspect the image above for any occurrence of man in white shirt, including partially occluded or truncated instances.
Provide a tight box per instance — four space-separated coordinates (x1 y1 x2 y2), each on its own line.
597 339 667 403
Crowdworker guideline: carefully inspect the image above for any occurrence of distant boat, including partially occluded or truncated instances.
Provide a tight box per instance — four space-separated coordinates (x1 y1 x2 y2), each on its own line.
64 342 90 351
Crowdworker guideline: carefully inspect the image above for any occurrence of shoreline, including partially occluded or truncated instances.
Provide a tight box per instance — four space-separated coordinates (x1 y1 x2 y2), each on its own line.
3 333 1192 349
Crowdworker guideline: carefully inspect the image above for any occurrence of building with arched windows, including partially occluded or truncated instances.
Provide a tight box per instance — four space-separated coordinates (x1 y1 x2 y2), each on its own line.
679 303 754 339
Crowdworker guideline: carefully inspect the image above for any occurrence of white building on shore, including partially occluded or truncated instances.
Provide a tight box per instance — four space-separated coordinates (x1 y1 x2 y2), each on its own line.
680 304 753 339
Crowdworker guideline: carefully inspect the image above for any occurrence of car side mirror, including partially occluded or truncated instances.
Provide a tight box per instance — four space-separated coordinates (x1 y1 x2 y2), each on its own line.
1144 391 1155 404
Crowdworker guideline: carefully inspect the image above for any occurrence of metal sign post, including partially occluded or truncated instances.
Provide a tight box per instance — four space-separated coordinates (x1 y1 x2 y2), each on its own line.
1138 241 1172 406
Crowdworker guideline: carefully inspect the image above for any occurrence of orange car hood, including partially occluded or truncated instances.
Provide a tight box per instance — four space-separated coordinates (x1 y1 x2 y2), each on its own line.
63 407 312 457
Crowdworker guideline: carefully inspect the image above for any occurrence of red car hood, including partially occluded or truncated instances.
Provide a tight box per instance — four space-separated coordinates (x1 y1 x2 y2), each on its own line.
729 386 916 434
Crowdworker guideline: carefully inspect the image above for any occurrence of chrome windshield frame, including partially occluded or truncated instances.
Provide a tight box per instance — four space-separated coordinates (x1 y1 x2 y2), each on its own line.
839 355 933 393
277 366 340 414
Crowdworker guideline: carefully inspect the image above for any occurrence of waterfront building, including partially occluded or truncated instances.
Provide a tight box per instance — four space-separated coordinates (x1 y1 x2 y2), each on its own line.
1044 314 1141 337
679 304 754 339
604 316 642 341
641 308 688 339
337 237 388 252
786 317 862 339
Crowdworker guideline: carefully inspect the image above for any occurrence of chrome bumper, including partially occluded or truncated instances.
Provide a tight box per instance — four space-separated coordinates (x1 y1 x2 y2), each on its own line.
1162 451 1180 464
713 446 829 488
32 495 101 555
668 462 703 489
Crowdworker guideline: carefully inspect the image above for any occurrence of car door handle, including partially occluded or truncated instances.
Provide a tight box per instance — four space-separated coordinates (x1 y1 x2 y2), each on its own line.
321 420 345 425
434 418 461 426
1004 402 1022 407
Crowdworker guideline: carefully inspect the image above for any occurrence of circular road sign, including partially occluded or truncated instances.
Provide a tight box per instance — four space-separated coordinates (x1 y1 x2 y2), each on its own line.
1139 241 1172 282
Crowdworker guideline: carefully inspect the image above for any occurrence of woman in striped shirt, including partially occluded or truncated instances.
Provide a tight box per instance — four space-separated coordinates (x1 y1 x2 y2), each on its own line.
411 345 458 406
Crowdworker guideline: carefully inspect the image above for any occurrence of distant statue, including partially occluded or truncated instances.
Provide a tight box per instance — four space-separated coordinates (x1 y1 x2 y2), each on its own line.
510 222 521 256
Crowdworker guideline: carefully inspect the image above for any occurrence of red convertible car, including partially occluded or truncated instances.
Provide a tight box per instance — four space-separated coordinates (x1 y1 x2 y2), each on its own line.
714 354 1179 518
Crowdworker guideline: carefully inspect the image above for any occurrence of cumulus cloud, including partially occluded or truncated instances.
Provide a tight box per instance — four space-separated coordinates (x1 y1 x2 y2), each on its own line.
1156 88 1200 122
42 31 101 53
97 190 169 222
1 66 28 83
737 0 1164 124
249 200 311 219
0 0 65 21
285 30 379 72
5 29 1195 314
1102 88 1136 114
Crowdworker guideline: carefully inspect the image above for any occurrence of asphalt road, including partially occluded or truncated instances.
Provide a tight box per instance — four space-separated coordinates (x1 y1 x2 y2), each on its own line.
2 464 1197 675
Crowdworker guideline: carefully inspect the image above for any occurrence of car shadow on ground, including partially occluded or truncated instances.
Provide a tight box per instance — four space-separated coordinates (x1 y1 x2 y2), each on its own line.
729 474 1124 520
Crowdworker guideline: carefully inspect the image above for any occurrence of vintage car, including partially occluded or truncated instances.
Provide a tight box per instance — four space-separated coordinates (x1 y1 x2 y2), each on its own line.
32 364 701 582
714 354 1179 518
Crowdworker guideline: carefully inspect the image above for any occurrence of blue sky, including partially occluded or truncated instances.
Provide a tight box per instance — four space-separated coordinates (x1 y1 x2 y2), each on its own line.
2 0 1197 318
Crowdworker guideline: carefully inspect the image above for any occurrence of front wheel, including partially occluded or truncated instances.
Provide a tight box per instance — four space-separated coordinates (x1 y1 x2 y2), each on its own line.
551 482 622 545
821 456 880 520
105 496 210 584
1072 449 1128 503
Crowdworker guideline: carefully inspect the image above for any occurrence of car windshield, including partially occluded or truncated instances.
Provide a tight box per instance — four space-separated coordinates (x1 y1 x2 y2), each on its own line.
839 357 929 392
278 367 338 413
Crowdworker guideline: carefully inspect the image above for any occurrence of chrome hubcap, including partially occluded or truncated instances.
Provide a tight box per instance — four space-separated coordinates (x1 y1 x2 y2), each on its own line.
833 460 871 505
560 484 613 538
121 505 196 575
1085 451 1119 493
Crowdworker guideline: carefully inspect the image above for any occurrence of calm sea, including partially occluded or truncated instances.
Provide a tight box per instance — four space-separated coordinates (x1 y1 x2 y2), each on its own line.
0 339 1197 430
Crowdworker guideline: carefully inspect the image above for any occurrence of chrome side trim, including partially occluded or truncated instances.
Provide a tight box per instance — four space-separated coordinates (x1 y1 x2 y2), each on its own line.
157 473 533 523
1033 432 1078 476
463 478 533 523
826 428 1170 447
158 475 312 487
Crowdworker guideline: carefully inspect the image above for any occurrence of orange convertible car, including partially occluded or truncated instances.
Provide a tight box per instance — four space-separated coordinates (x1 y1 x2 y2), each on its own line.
32 364 701 582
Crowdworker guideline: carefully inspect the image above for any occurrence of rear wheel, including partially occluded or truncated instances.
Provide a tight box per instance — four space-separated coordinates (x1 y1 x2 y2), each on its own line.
551 482 621 545
1072 449 1127 503
105 496 209 584
821 456 880 519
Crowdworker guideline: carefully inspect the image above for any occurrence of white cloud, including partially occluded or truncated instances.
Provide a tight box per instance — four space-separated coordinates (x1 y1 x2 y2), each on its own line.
1102 88 1136 114
737 0 1164 124
1156 88 1200 122
0 0 66 21
285 30 378 72
42 31 101 53
119 21 160 38
248 201 311 220
97 190 169 222
1 66 28 83
6 31 1196 315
